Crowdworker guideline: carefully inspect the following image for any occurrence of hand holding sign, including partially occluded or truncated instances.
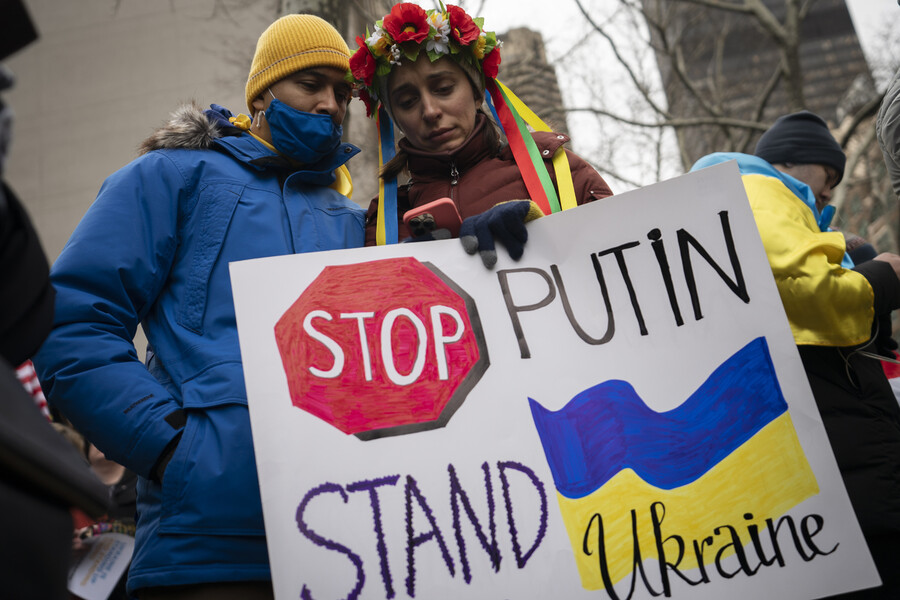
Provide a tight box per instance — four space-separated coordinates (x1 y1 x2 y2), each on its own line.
459 200 543 268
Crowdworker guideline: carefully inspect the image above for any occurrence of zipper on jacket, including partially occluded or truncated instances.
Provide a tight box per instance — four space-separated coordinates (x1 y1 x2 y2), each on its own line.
449 162 459 201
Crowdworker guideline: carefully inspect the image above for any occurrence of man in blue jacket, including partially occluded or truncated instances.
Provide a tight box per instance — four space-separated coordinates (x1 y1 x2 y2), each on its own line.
34 14 363 599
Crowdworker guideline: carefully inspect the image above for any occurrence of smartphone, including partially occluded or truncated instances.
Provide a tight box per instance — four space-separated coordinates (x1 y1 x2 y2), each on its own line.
402 197 463 238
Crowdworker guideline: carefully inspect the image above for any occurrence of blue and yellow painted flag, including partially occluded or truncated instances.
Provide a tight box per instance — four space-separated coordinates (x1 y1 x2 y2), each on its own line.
529 337 818 590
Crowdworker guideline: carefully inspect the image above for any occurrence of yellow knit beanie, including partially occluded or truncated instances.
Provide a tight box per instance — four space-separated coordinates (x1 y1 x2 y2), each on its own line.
246 14 351 113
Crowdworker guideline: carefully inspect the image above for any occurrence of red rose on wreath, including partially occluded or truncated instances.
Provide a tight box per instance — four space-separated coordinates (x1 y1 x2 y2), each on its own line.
350 37 376 86
383 3 429 44
482 48 501 79
447 5 479 46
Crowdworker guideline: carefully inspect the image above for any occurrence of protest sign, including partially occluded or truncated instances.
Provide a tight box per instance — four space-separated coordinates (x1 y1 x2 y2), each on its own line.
231 162 879 599
68 533 133 600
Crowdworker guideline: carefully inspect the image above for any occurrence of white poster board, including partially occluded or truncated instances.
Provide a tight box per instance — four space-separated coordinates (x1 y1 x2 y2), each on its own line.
231 162 879 599
68 533 134 600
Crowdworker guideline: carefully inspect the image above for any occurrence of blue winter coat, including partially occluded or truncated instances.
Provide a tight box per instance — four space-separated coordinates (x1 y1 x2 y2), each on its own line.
33 104 364 592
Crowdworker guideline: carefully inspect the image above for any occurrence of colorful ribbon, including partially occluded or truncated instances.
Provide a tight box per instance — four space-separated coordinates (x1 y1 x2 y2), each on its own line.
376 106 399 246
495 81 577 212
486 79 556 214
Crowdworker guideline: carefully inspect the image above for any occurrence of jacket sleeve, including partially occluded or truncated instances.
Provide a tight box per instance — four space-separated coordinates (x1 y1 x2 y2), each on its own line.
853 258 900 354
854 259 900 317
742 173 875 346
33 152 186 478
565 148 613 205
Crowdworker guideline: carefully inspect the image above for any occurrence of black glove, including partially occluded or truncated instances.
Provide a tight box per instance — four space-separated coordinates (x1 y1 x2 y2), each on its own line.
459 200 543 268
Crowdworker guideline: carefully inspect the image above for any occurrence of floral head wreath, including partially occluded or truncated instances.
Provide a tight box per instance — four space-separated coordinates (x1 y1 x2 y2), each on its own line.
348 2 500 119
350 2 578 246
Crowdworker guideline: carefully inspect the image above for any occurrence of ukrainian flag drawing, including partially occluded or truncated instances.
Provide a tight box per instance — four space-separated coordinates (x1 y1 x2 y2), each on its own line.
529 337 818 590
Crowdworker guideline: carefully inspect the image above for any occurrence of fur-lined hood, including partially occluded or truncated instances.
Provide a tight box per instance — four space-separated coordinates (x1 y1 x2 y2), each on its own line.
138 102 222 155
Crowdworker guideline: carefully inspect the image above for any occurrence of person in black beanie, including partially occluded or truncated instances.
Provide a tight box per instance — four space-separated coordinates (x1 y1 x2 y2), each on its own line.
692 111 900 599
758 111 880 264
754 110 846 211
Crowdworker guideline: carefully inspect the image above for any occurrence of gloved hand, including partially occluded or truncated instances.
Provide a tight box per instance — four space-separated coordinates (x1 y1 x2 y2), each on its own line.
459 200 544 268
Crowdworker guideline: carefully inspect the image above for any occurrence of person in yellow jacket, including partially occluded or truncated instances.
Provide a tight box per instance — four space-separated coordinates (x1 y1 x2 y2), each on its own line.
693 110 900 599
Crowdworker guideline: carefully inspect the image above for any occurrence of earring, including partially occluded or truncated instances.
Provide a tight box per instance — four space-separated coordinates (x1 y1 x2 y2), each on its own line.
255 111 264 129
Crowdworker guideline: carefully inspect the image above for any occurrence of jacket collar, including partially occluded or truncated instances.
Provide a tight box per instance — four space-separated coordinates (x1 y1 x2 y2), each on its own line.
214 134 359 185
692 152 820 220
399 112 572 182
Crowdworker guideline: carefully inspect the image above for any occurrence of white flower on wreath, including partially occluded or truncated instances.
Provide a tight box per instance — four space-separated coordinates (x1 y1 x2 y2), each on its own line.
389 44 403 66
426 32 450 54
366 25 385 48
426 12 451 54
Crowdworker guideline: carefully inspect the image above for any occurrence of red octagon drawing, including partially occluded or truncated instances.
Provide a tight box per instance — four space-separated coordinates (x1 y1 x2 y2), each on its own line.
274 256 489 440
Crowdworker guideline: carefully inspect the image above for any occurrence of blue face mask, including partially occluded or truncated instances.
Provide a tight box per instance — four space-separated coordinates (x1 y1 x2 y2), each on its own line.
262 93 343 164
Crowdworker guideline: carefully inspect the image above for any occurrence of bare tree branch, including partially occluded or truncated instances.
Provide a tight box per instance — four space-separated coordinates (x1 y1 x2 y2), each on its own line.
736 59 785 152
837 92 885 148
797 0 820 22
591 164 646 189
654 126 666 182
566 106 769 131
677 0 785 41
674 0 753 14
747 0 788 42
575 0 670 117
710 19 736 146
832 124 876 217
658 9 728 120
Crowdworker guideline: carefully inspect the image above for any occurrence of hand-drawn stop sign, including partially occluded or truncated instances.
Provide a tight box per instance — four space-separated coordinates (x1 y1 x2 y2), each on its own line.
274 256 489 440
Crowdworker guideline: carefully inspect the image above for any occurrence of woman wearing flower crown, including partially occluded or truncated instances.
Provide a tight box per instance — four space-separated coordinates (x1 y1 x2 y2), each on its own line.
349 2 613 267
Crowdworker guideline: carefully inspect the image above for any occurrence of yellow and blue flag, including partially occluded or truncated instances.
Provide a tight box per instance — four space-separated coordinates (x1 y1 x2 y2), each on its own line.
529 337 818 590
